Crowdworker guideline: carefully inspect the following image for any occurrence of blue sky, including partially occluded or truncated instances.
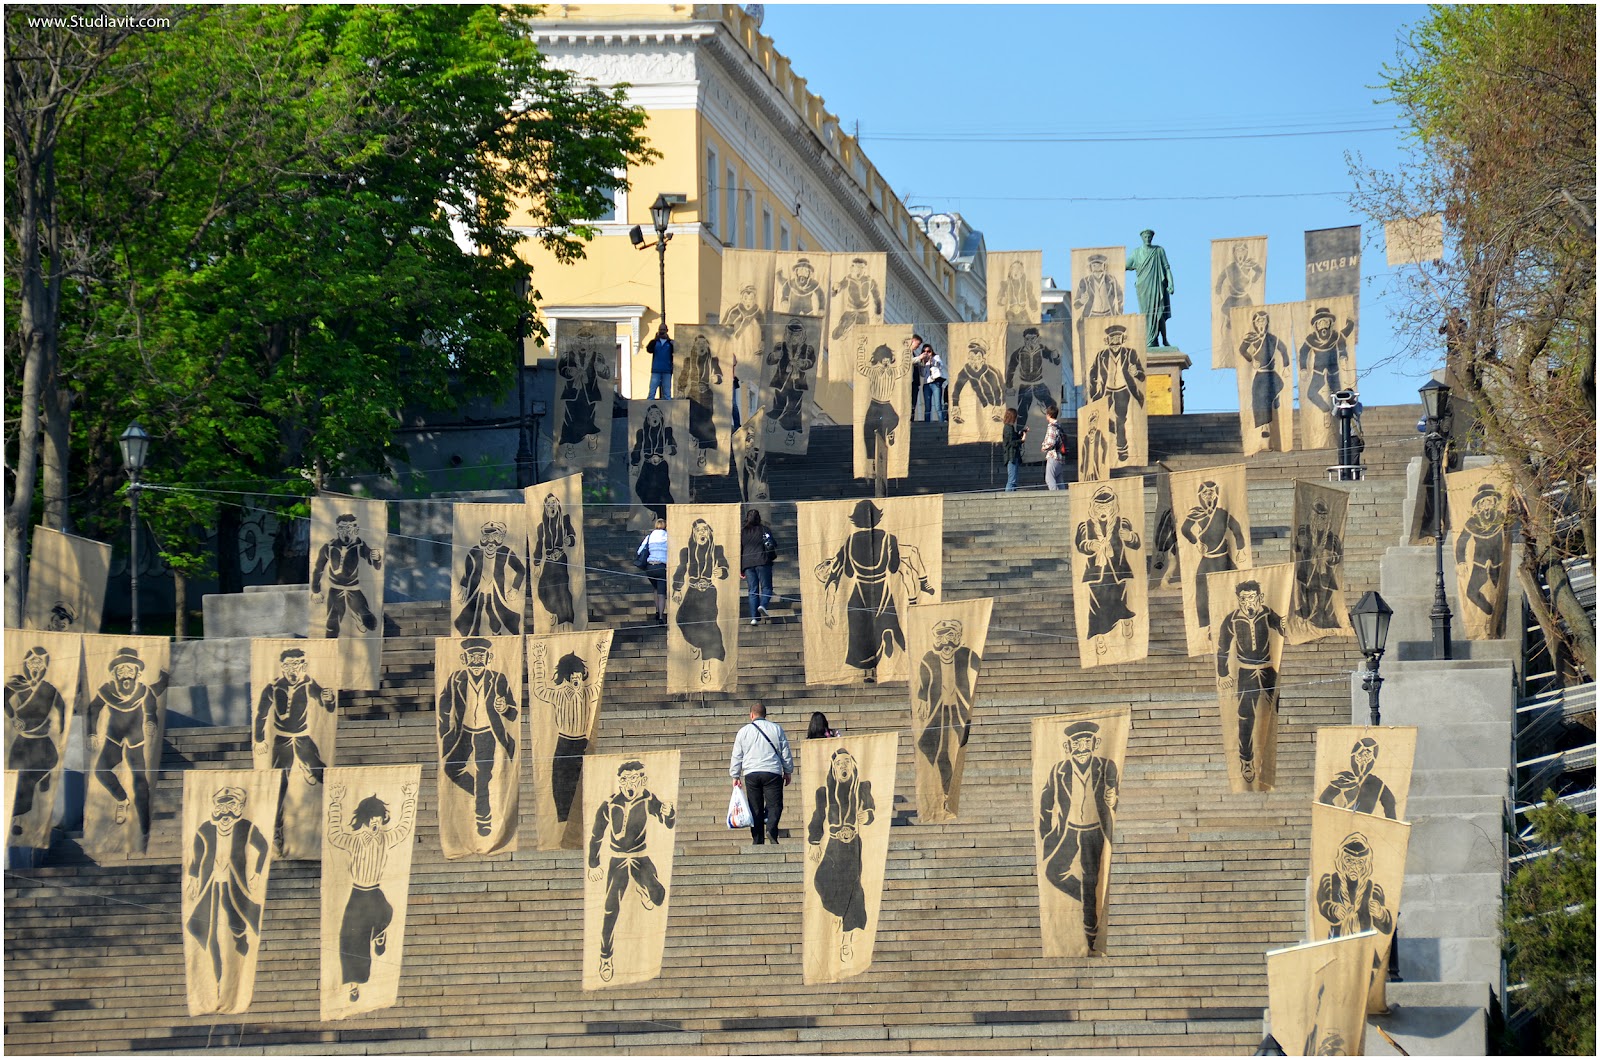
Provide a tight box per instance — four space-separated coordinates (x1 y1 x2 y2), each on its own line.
761 3 1436 413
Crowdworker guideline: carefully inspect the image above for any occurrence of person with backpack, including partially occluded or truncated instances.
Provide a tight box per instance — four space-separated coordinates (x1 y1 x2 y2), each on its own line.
729 703 794 846
1041 402 1068 490
740 508 778 625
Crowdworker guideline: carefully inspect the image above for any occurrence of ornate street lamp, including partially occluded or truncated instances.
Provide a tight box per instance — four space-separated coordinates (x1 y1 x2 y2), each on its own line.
1419 378 1453 659
1351 590 1394 726
629 193 680 328
119 422 151 633
511 272 536 488
1252 1034 1286 1056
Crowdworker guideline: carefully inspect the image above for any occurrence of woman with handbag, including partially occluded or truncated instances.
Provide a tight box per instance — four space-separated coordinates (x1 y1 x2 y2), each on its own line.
637 517 669 622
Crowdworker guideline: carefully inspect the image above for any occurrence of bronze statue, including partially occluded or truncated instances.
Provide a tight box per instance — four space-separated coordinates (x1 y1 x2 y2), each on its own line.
1126 229 1175 348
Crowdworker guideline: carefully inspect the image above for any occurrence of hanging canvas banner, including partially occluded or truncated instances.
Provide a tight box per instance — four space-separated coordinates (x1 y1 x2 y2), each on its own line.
907 598 993 822
732 408 772 506
1266 931 1377 1057
626 398 690 530
528 629 613 851
674 324 734 476
1315 726 1417 822
827 252 886 342
433 634 522 858
319 764 420 1021
987 250 1042 325
1229 302 1297 456
81 633 170 856
1291 296 1359 451
799 495 943 686
550 319 617 470
1004 322 1066 452
1070 246 1126 383
250 638 339 860
1447 463 1515 640
849 325 916 481
1209 563 1292 793
582 749 680 989
1033 707 1129 958
1305 225 1362 302
1081 313 1148 470
665 503 740 693
450 502 527 637
3 629 81 848
719 248 774 369
182 768 279 1016
1310 803 1411 1014
1172 465 1252 656
761 314 821 454
803 731 898 984
945 322 1010 445
1069 478 1149 668
523 474 588 635
1149 467 1180 588
1288 481 1353 643
23 526 111 633
772 252 828 318
3 771 16 842
1385 213 1444 266
1210 236 1268 368
308 496 386 691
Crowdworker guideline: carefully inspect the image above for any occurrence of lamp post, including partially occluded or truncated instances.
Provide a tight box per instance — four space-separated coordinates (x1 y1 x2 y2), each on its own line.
119 422 151 634
1419 378 1453 660
648 193 675 325
1351 590 1394 726
512 273 536 488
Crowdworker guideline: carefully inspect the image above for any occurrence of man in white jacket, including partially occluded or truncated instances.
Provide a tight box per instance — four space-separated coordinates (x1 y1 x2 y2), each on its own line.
729 703 794 846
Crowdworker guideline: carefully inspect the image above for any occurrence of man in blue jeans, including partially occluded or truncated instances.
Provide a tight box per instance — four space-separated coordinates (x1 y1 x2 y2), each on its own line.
729 703 793 845
645 324 674 399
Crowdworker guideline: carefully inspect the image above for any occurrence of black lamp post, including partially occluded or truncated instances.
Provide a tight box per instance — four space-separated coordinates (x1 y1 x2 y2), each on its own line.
512 273 536 488
1351 590 1394 726
119 422 151 634
648 193 675 326
1419 378 1453 660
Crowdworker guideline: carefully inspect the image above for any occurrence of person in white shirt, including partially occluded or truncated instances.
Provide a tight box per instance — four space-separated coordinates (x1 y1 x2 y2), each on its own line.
729 702 794 846
638 518 670 623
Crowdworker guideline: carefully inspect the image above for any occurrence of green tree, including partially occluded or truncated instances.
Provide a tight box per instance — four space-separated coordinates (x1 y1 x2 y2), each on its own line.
1504 795 1596 1054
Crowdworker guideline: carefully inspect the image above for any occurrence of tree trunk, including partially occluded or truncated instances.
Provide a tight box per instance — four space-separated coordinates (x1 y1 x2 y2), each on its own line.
172 569 187 641
42 375 73 532
1543 552 1597 680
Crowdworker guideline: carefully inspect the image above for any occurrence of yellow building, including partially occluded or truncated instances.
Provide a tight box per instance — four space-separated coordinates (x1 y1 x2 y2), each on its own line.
517 4 963 398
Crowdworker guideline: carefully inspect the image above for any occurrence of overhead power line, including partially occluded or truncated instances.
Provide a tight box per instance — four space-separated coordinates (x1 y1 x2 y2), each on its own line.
862 126 1398 145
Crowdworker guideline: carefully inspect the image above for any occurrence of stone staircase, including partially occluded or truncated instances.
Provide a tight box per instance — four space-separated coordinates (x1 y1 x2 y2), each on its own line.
4 410 1424 1055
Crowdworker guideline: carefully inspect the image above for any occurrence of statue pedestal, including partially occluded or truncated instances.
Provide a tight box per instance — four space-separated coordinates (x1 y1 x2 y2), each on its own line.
1145 347 1191 415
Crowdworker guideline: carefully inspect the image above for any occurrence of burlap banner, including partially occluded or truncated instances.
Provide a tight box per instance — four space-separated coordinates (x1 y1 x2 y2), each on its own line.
319 764 420 1021
1229 302 1297 456
4 629 81 848
1447 463 1515 640
827 252 886 341
1266 931 1377 1056
308 496 386 691
1005 322 1067 452
945 322 1009 445
81 633 170 856
799 495 943 686
433 635 522 858
732 409 772 505
803 731 898 984
666 503 741 693
1172 464 1252 656
249 638 338 861
773 252 828 318
182 768 279 1016
908 598 993 822
1081 313 1148 471
1209 563 1292 793
761 314 821 454
528 629 613 850
987 250 1042 325
1291 297 1359 451
1033 708 1129 958
551 319 617 470
849 325 916 481
451 502 527 637
23 526 111 633
1310 803 1411 1013
720 248 775 371
674 324 734 475
627 398 691 530
524 474 588 635
1385 213 1444 266
1149 468 1181 588
1288 481 1353 644
1210 236 1268 368
3 771 16 841
1070 246 1126 383
583 749 680 989
1069 477 1149 668
1315 726 1417 822
1305 225 1362 302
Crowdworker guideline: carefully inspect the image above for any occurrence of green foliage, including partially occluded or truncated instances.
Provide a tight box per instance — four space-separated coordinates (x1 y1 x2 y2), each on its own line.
1504 794 1597 1054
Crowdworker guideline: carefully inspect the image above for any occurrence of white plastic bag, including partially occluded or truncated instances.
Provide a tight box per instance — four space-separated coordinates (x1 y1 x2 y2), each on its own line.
726 784 753 829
